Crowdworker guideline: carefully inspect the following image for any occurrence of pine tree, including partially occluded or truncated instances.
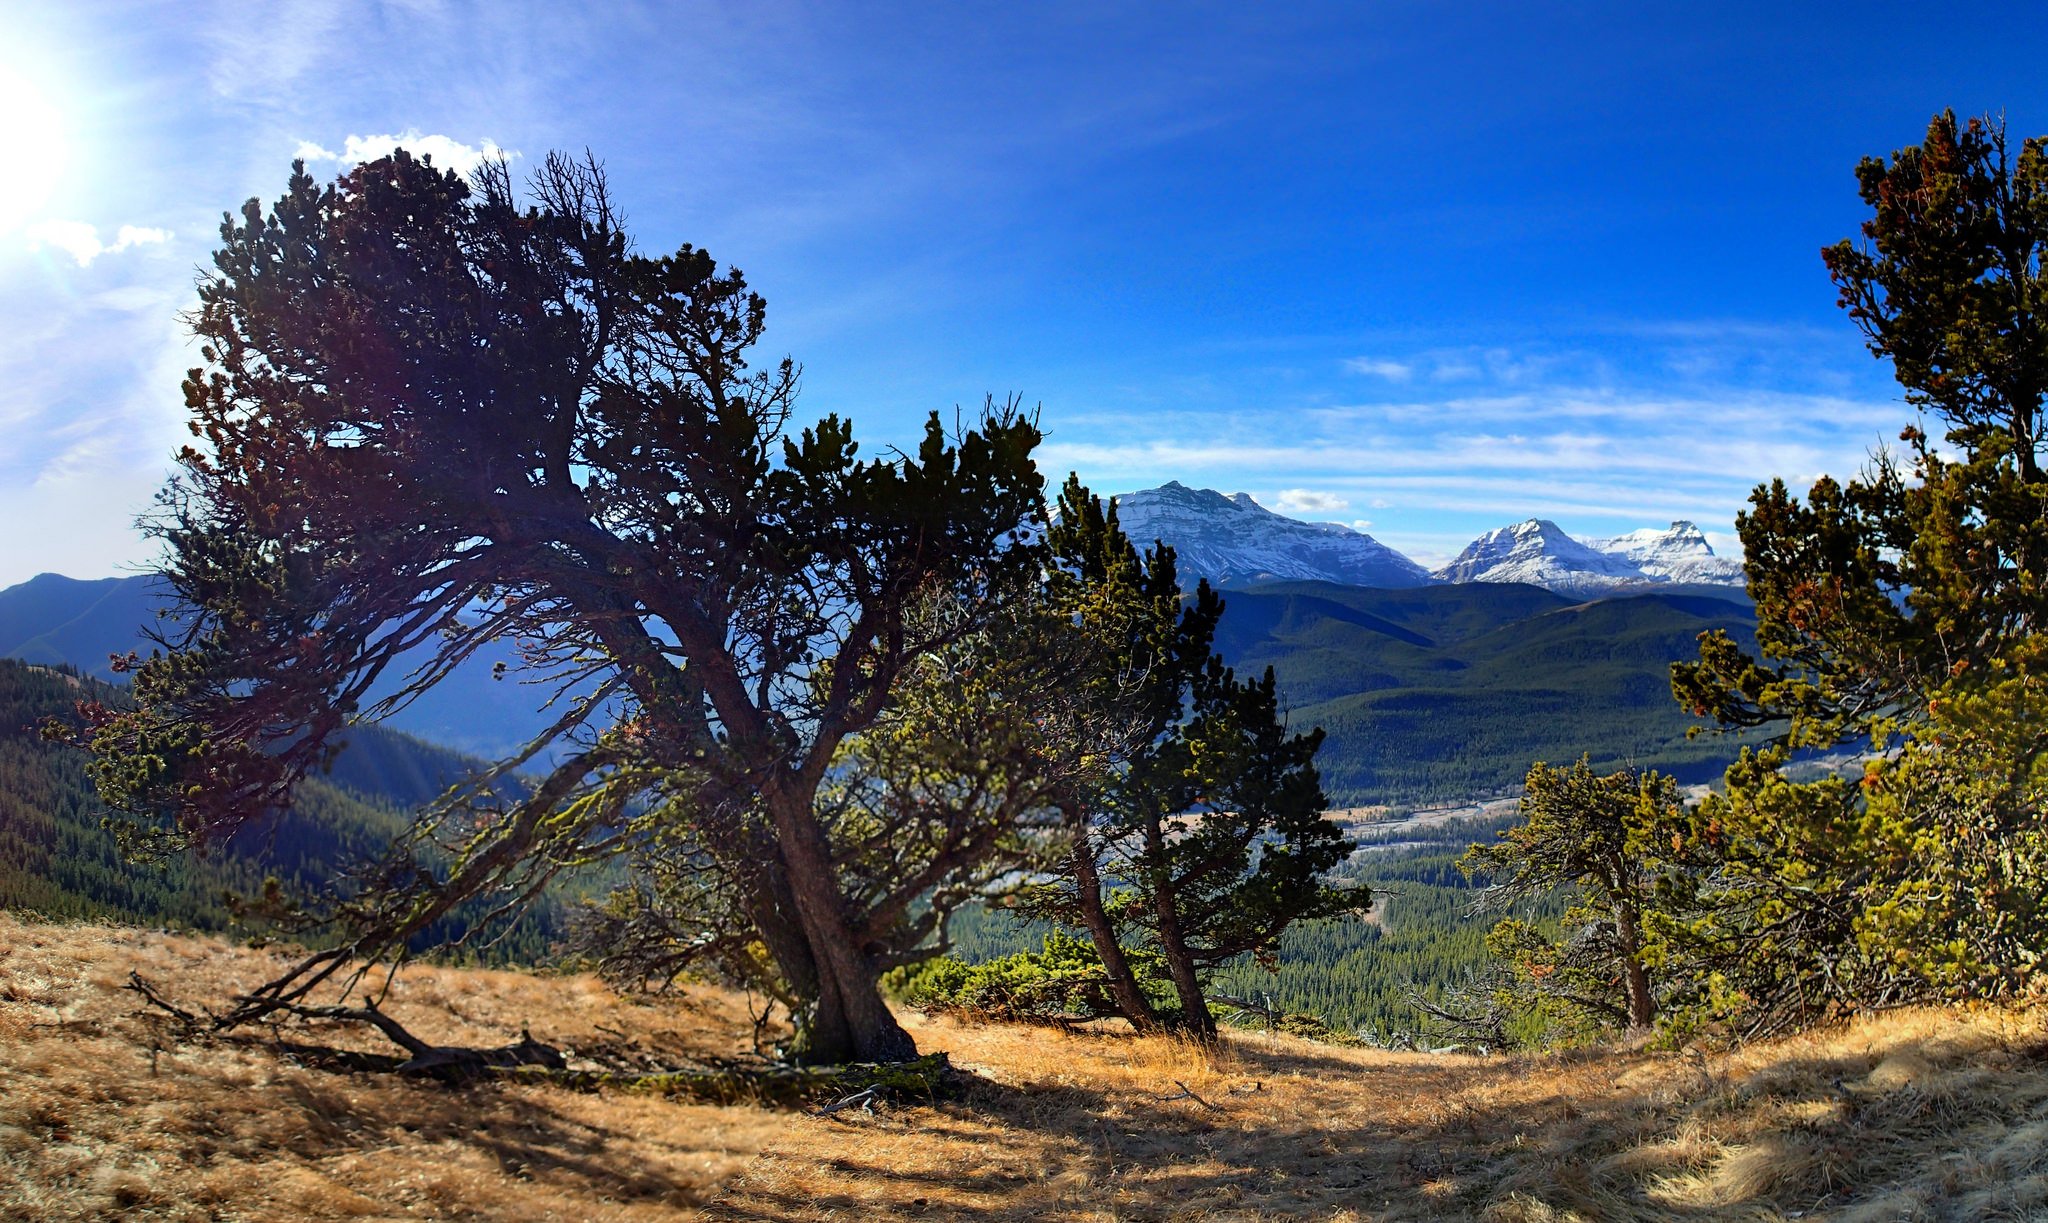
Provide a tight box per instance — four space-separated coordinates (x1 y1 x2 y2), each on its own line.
1460 758 1686 1033
1670 112 2048 1025
1022 478 1362 1038
70 150 1045 1063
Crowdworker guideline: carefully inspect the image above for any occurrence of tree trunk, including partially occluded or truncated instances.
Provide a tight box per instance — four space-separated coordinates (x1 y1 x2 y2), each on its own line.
724 818 821 1008
1144 839 1215 1041
1612 900 1655 1030
763 779 918 1064
1066 824 1161 1033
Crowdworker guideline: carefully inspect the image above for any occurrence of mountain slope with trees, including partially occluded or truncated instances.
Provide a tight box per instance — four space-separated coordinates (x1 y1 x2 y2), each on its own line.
3 569 1755 810
1211 581 1759 804
0 658 555 954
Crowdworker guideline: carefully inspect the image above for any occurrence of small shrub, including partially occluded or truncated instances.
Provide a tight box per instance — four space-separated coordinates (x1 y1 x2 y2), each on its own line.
1272 1011 1367 1047
890 931 1178 1025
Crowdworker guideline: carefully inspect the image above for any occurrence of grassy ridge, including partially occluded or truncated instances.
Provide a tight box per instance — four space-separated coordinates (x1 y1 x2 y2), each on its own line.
9 913 2038 1221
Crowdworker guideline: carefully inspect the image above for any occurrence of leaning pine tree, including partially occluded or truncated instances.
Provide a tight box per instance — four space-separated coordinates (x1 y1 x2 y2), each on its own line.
72 150 1044 1064
1021 478 1361 1039
1672 111 2048 1026
1459 758 1690 1036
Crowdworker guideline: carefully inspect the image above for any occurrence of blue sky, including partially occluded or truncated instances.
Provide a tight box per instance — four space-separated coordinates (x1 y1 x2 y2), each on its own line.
2 1 2044 585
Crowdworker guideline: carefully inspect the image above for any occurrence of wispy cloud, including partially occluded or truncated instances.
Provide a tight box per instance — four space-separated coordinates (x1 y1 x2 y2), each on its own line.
295 131 517 179
201 0 350 99
1043 371 1906 563
1342 357 1411 381
1272 488 1351 513
24 222 172 266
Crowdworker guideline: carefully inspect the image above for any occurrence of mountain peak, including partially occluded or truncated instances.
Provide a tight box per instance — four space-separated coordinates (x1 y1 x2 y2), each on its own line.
1590 521 1742 585
1435 518 1644 595
1089 485 1746 597
1110 484 1432 589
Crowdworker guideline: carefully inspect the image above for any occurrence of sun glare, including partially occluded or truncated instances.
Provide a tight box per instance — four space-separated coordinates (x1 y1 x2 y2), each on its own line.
0 65 67 234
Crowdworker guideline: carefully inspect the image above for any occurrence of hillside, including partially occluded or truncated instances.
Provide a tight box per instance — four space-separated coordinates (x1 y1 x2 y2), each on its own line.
0 659 553 952
3 913 2042 1221
0 574 565 762
1212 582 1759 805
0 571 1755 809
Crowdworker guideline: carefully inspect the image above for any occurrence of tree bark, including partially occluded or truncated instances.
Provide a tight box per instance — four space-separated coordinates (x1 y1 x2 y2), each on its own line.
1144 829 1216 1041
763 778 918 1064
1066 824 1161 1033
1613 900 1656 1030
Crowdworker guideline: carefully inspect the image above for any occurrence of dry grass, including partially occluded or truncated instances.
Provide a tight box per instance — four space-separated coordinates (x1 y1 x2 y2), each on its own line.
5 913 2048 1221
0 913 789 1221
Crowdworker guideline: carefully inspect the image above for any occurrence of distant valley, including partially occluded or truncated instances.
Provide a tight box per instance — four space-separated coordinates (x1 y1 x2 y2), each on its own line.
2 482 1753 809
0 572 564 763
1109 483 1755 803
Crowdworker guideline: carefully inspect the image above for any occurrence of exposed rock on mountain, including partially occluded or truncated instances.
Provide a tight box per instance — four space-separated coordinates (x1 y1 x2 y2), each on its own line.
1589 521 1745 586
1431 518 1655 597
1106 485 1745 599
1109 482 1433 588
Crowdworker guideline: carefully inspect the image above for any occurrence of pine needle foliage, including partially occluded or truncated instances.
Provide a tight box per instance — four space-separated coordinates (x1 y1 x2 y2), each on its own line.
1661 111 2048 1032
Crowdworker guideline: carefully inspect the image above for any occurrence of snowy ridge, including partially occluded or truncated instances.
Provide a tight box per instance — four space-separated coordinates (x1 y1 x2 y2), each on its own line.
1108 484 1746 597
1110 482 1434 589
1431 519 1649 598
1587 522 1746 586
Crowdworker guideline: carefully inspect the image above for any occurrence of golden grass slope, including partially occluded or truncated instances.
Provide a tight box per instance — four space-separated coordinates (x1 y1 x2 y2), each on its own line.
2 911 2046 1221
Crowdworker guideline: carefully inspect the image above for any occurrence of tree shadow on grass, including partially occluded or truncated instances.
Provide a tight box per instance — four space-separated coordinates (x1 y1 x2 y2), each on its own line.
253 1065 748 1208
706 1026 2048 1222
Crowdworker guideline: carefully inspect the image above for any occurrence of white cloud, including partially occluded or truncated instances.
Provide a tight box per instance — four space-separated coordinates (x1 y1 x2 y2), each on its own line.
1343 345 1581 386
1343 357 1411 381
25 222 172 267
1347 519 1375 532
1273 488 1351 513
296 131 517 179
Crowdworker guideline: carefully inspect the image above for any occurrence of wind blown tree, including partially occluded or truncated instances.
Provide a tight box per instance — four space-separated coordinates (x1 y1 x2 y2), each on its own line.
1671 111 2048 1027
575 586 1070 1014
1460 758 1688 1034
72 150 1044 1063
1021 479 1361 1039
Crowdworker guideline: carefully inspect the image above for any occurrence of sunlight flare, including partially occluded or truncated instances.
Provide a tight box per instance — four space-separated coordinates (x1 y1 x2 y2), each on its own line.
0 64 68 234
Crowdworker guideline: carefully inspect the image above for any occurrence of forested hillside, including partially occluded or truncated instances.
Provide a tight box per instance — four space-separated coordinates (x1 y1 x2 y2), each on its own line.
0 573 565 762
0 659 556 955
3 570 1756 812
943 806 1544 1041
1213 582 1758 804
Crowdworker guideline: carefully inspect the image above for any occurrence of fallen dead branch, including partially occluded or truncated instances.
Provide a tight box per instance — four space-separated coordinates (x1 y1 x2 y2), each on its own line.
810 1085 884 1117
1158 1079 1223 1111
516 1052 958 1110
127 970 566 1082
127 965 959 1108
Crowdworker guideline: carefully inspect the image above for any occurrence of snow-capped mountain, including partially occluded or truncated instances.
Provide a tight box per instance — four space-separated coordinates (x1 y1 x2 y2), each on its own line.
1588 522 1745 586
1431 519 1653 598
1103 484 1745 598
1110 482 1433 588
